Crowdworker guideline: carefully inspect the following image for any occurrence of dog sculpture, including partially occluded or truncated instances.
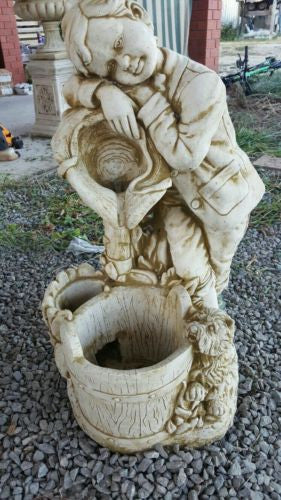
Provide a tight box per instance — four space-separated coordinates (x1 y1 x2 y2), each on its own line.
167 307 237 435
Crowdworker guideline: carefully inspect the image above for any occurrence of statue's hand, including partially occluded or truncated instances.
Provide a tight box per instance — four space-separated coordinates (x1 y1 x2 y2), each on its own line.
96 84 140 140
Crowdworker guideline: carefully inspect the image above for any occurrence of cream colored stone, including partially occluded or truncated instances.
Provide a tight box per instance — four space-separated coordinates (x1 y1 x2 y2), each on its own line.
14 0 77 136
43 0 265 452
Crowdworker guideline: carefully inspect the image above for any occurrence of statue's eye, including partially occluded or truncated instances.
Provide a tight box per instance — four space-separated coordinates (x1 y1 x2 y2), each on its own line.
114 36 124 50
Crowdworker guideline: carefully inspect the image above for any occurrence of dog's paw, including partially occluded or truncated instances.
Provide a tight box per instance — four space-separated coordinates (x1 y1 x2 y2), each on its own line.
185 382 206 402
206 400 225 417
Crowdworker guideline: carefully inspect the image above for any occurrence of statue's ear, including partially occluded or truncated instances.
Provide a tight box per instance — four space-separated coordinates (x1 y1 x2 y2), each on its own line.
125 0 153 30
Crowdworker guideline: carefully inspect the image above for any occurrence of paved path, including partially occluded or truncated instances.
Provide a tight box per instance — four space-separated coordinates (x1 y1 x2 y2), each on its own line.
0 95 56 179
0 94 35 136
219 38 281 74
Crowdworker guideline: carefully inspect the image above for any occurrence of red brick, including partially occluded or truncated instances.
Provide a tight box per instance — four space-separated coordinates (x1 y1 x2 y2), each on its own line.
207 19 218 30
0 14 11 21
1 7 13 15
190 30 208 41
193 0 209 10
209 0 219 9
212 10 221 20
206 39 216 49
189 0 222 70
0 0 25 82
210 47 219 57
2 41 14 49
192 21 210 31
191 9 208 21
211 29 221 40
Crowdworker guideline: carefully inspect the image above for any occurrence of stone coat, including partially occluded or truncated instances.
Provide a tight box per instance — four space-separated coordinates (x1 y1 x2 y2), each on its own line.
64 48 264 233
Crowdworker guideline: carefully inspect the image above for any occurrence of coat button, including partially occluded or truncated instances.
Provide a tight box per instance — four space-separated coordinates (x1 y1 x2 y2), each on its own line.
190 198 201 210
191 198 201 210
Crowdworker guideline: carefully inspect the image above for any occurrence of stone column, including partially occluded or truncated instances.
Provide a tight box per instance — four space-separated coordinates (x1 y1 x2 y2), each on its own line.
14 1 75 137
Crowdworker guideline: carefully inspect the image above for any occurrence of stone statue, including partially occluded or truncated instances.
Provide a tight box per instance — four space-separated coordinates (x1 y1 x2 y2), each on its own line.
43 0 265 453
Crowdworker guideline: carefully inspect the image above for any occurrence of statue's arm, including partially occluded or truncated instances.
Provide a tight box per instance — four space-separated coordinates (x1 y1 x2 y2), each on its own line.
63 74 107 109
138 72 226 172
63 74 140 140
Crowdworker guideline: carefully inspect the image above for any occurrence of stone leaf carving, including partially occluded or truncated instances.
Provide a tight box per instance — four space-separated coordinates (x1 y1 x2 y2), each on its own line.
36 85 56 115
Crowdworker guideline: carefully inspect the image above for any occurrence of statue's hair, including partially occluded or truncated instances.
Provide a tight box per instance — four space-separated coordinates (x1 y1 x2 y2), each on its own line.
62 0 153 76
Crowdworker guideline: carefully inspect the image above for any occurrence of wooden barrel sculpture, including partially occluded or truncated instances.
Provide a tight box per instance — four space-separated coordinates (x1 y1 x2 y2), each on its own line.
58 286 193 452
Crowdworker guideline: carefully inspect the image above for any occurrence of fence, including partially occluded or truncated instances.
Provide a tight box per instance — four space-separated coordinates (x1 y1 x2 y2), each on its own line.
137 0 193 55
222 0 239 27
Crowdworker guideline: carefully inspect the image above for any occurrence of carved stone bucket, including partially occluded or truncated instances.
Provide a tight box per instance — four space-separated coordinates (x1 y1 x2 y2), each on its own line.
43 267 193 452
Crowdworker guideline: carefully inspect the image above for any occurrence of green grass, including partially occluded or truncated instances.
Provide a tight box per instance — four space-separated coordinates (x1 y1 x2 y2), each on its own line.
0 176 103 252
231 104 281 229
250 174 281 228
236 127 281 158
0 224 51 252
230 99 281 159
251 71 281 98
45 191 103 250
221 23 238 42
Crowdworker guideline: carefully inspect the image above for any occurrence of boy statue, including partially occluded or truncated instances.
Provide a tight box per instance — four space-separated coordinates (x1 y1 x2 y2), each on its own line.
58 0 264 307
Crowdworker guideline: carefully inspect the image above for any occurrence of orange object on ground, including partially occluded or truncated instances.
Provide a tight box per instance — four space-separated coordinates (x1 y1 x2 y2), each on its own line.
0 124 23 161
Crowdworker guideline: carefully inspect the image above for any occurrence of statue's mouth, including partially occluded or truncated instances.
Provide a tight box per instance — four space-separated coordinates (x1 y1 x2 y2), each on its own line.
133 57 144 75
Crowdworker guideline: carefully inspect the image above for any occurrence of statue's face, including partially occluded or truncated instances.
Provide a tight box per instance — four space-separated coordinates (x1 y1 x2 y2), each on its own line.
86 17 158 85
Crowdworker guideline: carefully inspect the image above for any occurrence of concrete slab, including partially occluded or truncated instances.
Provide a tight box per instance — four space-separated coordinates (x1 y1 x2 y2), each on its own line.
220 38 281 74
0 136 57 179
254 155 281 171
0 94 57 179
0 94 35 136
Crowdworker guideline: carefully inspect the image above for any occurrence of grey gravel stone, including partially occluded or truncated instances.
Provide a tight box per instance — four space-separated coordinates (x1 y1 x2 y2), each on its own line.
229 462 242 476
192 458 203 473
37 463 48 479
29 483 39 495
188 490 198 500
176 468 187 487
242 459 256 474
21 461 33 471
37 443 56 455
0 172 280 499
13 371 22 382
138 458 152 472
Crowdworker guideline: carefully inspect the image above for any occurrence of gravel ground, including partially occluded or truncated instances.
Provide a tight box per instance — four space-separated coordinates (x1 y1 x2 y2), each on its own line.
0 180 281 499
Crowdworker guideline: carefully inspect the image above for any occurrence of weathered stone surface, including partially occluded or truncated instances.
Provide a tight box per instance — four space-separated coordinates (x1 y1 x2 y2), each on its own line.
42 0 264 453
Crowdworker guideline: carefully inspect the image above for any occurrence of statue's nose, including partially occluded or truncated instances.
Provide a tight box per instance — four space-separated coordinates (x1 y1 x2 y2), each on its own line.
117 54 131 71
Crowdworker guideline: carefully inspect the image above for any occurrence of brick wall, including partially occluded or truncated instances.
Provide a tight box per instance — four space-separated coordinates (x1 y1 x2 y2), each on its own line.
188 0 222 71
0 0 25 84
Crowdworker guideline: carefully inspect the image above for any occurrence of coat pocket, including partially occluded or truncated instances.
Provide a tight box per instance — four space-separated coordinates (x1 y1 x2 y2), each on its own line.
198 160 249 215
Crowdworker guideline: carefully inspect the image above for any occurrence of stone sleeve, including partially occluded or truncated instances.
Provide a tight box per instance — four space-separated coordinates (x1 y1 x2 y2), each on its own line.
137 72 226 172
63 74 106 109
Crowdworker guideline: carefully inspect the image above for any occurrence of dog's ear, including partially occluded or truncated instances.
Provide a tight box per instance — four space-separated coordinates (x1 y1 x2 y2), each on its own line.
225 317 235 341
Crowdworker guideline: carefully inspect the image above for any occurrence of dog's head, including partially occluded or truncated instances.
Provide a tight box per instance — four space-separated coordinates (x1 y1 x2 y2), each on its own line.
185 307 235 357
